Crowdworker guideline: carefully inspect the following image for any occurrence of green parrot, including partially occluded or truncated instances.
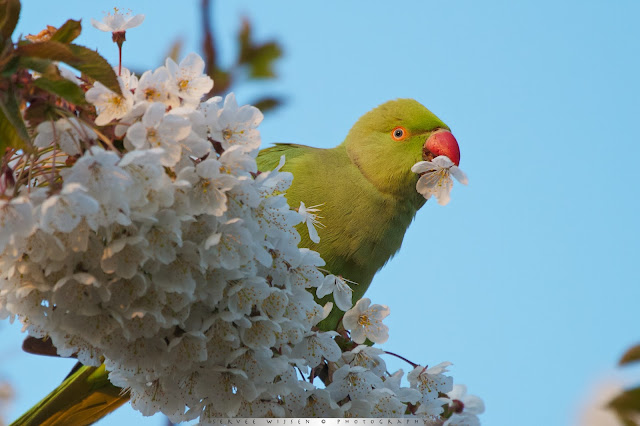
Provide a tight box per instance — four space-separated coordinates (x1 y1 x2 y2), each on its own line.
257 98 460 330
11 98 461 425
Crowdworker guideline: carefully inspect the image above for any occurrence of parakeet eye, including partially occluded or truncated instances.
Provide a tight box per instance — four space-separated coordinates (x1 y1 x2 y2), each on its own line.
391 126 408 141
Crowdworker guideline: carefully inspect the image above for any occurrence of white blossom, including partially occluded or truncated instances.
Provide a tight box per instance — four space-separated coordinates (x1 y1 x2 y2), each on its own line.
135 67 178 107
204 93 263 152
364 388 407 417
286 388 344 417
86 73 135 126
412 155 468 205
382 369 421 404
326 365 384 401
34 117 96 156
343 298 390 344
125 102 191 166
39 183 99 233
297 201 323 243
0 196 34 253
91 9 145 33
62 147 132 227
166 53 213 105
443 384 485 426
225 277 270 319
100 235 148 279
290 331 341 368
176 159 237 217
408 362 454 416
316 274 353 311
343 345 386 377
117 67 139 92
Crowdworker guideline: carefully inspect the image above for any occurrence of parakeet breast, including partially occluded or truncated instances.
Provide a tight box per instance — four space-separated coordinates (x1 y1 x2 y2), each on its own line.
258 144 423 302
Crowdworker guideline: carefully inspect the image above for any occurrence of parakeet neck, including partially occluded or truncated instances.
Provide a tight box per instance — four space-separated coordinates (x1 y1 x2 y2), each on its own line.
313 144 425 293
338 141 426 210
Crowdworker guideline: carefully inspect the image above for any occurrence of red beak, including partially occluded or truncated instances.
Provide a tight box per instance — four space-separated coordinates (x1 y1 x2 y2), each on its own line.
424 130 460 166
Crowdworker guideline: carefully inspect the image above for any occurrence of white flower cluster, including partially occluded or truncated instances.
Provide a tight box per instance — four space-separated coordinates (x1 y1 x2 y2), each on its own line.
0 52 482 424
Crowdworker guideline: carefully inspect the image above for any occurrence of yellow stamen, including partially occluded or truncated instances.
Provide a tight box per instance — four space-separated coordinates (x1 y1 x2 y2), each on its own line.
358 314 371 327
144 88 158 101
147 129 159 145
108 95 124 107
202 180 211 194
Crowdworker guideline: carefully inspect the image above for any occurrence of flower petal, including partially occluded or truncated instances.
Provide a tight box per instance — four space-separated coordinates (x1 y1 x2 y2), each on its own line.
450 166 469 185
122 14 145 31
90 18 112 32
411 161 437 174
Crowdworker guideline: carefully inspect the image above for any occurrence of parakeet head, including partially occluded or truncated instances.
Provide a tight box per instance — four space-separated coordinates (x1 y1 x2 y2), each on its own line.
343 98 460 201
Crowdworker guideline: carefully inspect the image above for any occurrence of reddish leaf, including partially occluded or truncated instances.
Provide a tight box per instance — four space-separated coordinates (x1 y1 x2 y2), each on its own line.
620 344 640 365
609 386 640 426
252 97 283 113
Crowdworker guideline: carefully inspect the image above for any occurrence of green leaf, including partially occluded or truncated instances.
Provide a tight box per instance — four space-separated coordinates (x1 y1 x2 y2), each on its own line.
246 42 281 79
0 51 19 76
16 41 121 95
0 86 32 152
252 97 283 113
50 19 82 44
237 19 282 79
33 76 86 105
65 44 121 95
620 344 640 365
0 107 24 152
0 0 20 41
16 55 57 75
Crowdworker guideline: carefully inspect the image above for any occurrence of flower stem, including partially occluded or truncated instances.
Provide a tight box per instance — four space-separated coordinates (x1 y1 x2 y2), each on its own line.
383 350 419 368
118 44 122 76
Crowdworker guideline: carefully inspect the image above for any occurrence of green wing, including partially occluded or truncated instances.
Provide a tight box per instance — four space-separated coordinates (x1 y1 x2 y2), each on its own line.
256 143 311 172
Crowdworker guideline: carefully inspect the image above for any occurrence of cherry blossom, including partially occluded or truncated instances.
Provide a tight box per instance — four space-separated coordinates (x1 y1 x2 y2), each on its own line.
316 274 353 311
412 155 468 205
34 117 96 156
297 201 324 243
91 8 145 33
342 297 390 344
166 53 214 106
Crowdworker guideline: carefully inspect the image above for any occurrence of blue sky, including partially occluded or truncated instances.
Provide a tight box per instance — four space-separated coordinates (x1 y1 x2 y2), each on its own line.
2 1 640 425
